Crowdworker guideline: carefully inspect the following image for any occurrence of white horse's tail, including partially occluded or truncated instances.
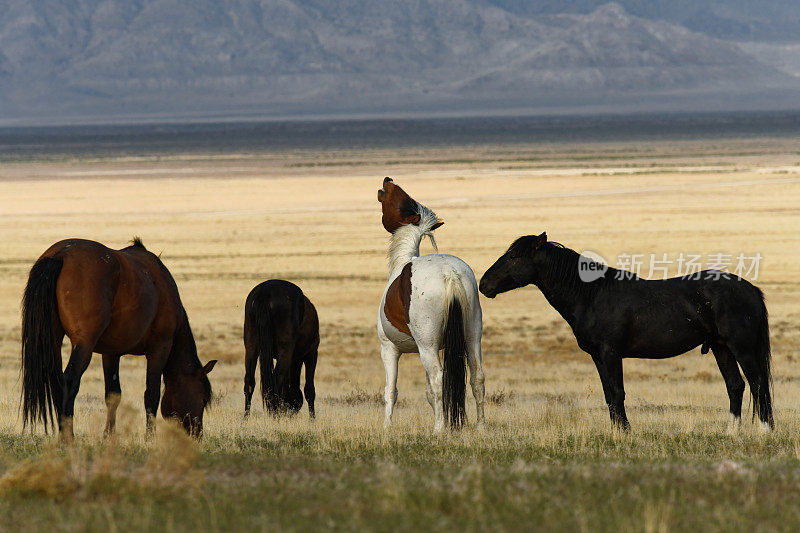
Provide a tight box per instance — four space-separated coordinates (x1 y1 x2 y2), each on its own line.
442 271 468 430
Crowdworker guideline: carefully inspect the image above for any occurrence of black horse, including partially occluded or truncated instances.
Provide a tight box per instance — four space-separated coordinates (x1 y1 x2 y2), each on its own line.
243 280 319 418
479 233 773 432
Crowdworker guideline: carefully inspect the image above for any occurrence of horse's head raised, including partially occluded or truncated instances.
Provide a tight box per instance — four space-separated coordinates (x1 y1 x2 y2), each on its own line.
161 359 217 437
378 177 444 234
480 232 548 298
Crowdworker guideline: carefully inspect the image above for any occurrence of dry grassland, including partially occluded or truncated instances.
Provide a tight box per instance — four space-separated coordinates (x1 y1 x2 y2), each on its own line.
0 137 799 531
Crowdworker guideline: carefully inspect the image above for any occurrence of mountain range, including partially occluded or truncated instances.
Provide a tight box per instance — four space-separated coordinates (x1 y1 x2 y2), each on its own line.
1 0 799 124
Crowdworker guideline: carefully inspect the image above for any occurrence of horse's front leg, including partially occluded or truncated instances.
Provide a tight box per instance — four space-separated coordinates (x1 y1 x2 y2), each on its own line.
591 350 629 431
144 345 169 436
60 342 95 444
102 353 122 437
380 343 400 429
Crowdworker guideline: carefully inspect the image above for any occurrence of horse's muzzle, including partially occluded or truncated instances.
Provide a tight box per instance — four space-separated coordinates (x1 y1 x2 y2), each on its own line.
478 278 497 298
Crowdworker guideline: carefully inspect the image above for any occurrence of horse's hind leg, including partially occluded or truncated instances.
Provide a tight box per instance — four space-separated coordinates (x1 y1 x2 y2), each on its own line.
287 354 304 413
710 344 745 434
60 342 96 443
303 347 317 420
273 336 297 412
466 337 485 429
419 346 445 433
425 374 435 410
381 343 401 429
728 342 773 432
243 337 258 417
102 354 122 437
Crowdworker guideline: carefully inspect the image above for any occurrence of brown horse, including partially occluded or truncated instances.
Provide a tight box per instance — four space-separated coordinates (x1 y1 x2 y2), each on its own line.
21 238 216 441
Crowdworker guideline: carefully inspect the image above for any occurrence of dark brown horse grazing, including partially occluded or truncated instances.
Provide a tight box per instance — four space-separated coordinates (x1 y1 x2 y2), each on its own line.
21 238 217 441
243 280 319 418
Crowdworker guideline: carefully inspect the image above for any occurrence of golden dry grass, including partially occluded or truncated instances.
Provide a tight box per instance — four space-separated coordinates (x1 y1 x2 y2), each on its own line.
1 137 799 530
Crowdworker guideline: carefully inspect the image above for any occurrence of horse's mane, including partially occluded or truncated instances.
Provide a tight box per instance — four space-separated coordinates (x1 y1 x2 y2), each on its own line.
387 202 442 275
173 307 212 401
539 242 596 299
149 251 212 405
128 236 146 249
537 241 631 301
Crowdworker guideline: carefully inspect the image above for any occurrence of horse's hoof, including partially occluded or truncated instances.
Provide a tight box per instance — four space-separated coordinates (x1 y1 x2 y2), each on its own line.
726 414 742 435
59 417 75 445
612 421 631 433
758 421 773 434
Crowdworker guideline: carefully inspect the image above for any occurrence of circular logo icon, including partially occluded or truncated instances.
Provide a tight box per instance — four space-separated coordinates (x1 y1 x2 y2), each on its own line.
578 250 608 282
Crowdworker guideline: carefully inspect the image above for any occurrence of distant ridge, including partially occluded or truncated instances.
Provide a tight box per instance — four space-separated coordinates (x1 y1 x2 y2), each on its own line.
0 1 798 124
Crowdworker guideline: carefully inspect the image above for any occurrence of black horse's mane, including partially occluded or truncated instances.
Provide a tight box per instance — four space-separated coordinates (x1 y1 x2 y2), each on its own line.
540 242 599 299
536 241 635 301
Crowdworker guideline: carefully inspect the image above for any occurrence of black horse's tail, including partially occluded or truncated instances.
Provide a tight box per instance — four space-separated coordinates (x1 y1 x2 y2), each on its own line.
755 288 774 428
442 273 468 430
21 256 64 433
252 297 276 410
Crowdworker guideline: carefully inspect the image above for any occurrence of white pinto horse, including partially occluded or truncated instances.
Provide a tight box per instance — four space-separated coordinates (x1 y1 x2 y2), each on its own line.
377 178 485 431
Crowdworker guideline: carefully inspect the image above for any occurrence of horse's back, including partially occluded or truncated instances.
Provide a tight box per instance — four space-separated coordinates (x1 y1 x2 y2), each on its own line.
405 254 481 343
245 279 312 345
409 254 479 302
246 279 305 318
44 240 122 338
593 270 764 357
618 271 763 312
41 238 167 353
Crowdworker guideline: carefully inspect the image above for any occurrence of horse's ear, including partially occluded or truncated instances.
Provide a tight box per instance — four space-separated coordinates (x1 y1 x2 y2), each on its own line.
431 221 444 230
201 360 217 375
533 232 547 250
538 231 547 241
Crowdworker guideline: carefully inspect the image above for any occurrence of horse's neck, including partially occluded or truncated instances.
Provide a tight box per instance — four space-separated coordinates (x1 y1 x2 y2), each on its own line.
534 248 589 326
388 225 425 277
164 310 201 377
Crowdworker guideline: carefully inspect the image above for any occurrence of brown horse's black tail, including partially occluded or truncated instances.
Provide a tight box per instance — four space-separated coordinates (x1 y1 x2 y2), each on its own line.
21 257 64 432
251 297 276 410
442 274 468 430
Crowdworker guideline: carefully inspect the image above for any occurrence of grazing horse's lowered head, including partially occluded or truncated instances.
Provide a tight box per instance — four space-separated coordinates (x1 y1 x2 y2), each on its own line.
161 357 217 435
